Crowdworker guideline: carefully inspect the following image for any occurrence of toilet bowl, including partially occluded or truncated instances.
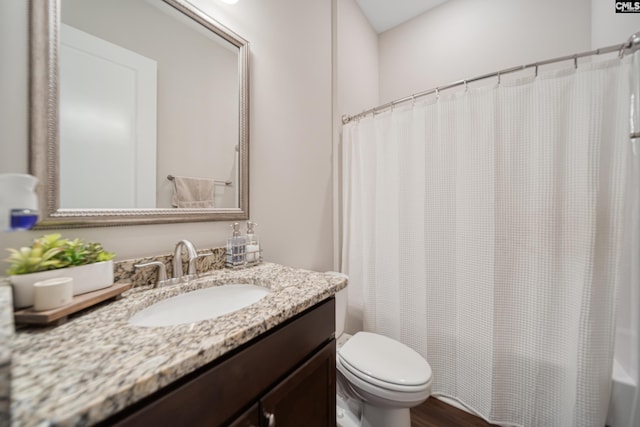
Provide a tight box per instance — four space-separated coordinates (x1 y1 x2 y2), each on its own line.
326 272 432 427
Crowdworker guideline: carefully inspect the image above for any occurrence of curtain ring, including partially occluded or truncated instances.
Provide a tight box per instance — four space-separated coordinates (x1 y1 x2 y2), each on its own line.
435 88 440 100
619 42 627 58
464 80 468 92
411 94 415 106
497 73 501 85
534 65 539 77
573 55 578 69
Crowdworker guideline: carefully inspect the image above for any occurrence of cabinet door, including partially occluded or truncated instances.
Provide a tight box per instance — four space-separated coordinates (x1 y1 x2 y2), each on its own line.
260 340 336 427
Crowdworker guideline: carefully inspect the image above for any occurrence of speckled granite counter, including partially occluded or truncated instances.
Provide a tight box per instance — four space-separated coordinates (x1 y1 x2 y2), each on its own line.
0 282 13 426
11 263 346 427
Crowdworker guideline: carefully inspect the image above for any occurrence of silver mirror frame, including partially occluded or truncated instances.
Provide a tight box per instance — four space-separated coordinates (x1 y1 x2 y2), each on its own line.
29 0 250 228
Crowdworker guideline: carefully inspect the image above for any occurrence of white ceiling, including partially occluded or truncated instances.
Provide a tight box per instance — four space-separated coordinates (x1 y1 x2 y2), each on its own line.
355 0 449 33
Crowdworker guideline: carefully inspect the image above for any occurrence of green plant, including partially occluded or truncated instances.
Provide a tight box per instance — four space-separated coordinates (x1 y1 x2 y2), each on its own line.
4 233 115 276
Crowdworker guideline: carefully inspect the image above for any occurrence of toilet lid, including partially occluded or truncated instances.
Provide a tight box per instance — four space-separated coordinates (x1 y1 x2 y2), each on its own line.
338 332 431 387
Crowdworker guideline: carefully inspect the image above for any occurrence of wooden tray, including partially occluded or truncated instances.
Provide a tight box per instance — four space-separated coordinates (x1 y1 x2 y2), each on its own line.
14 282 132 325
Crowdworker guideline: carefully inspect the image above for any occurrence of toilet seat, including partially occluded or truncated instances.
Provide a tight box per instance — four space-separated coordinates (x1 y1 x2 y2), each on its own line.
337 355 431 407
336 358 429 394
336 332 431 399
338 356 430 393
337 332 432 394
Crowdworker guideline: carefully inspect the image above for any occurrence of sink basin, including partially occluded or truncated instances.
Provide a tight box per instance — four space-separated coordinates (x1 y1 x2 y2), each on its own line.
129 284 270 327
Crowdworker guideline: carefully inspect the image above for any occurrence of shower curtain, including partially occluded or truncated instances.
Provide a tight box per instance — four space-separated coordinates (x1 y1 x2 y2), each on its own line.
342 52 639 427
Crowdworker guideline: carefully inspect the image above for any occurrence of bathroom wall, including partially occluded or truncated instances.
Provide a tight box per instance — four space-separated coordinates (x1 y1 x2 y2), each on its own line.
591 0 640 48
378 0 592 103
335 0 379 117
0 0 333 272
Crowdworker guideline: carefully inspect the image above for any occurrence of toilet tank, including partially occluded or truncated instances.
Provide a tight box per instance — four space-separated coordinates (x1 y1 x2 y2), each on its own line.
325 272 348 337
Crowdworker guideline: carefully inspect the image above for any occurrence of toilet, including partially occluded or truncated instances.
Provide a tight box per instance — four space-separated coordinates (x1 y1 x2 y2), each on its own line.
327 272 432 427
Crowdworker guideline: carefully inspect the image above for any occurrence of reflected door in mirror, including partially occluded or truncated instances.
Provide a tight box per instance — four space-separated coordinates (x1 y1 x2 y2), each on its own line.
60 24 157 209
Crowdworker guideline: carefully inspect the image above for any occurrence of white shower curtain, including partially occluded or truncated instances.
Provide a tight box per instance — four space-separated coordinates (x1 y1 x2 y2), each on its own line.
342 52 639 427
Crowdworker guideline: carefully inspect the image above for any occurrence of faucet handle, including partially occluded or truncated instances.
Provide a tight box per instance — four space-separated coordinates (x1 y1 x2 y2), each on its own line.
134 261 168 287
185 252 214 278
196 252 214 260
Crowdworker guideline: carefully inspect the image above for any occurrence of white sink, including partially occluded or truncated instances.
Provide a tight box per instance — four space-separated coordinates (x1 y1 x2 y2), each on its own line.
129 284 270 327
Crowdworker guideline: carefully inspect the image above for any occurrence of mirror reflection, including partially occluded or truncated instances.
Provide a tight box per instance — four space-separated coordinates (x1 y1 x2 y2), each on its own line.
60 0 239 210
28 0 249 228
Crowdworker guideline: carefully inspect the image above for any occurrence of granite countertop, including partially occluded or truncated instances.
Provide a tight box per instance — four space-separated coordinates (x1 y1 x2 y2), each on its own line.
11 263 346 427
0 282 13 427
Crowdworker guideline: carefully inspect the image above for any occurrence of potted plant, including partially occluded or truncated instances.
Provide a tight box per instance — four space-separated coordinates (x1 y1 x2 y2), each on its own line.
5 233 116 308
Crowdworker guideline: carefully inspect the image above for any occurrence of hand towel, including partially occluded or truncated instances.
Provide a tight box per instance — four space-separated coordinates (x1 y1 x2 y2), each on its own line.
171 176 216 208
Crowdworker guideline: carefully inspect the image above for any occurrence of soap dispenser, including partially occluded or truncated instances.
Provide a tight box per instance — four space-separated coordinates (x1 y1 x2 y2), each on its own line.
245 221 260 263
226 222 246 266
0 173 39 231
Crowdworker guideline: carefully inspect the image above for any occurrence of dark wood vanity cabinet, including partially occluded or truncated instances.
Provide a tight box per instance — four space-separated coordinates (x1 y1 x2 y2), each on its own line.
229 341 335 427
104 298 336 427
259 341 335 427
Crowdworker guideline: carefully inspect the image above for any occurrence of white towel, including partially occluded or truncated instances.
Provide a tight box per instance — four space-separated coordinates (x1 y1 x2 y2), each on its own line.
171 176 216 208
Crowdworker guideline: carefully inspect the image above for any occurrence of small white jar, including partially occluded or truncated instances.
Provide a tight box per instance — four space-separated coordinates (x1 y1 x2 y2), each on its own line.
33 277 73 311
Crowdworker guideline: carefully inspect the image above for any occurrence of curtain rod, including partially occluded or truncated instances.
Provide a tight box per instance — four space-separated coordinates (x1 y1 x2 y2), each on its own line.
342 32 640 125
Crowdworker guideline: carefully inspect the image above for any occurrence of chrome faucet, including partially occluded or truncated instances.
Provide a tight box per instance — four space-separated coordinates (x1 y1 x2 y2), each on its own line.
173 239 198 279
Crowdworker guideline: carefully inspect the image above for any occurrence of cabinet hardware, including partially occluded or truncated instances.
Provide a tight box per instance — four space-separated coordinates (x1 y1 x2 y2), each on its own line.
264 411 275 427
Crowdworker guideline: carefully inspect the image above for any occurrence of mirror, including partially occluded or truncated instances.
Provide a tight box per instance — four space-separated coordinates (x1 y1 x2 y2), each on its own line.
30 0 249 227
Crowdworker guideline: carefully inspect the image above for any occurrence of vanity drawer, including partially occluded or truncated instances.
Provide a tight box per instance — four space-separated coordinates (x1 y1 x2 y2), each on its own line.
104 297 335 427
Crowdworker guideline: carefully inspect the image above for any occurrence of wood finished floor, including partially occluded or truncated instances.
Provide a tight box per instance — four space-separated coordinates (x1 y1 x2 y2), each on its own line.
411 397 498 427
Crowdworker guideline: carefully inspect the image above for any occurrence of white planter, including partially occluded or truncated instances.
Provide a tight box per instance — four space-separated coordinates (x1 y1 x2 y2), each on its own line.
10 260 114 309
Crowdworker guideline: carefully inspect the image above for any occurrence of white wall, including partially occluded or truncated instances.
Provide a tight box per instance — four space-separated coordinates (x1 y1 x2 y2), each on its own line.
591 0 640 48
0 1 28 176
378 0 591 103
336 0 379 116
0 0 333 272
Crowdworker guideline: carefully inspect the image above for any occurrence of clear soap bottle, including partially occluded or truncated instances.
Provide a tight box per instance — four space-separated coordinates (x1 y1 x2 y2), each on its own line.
245 221 260 263
226 222 246 266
